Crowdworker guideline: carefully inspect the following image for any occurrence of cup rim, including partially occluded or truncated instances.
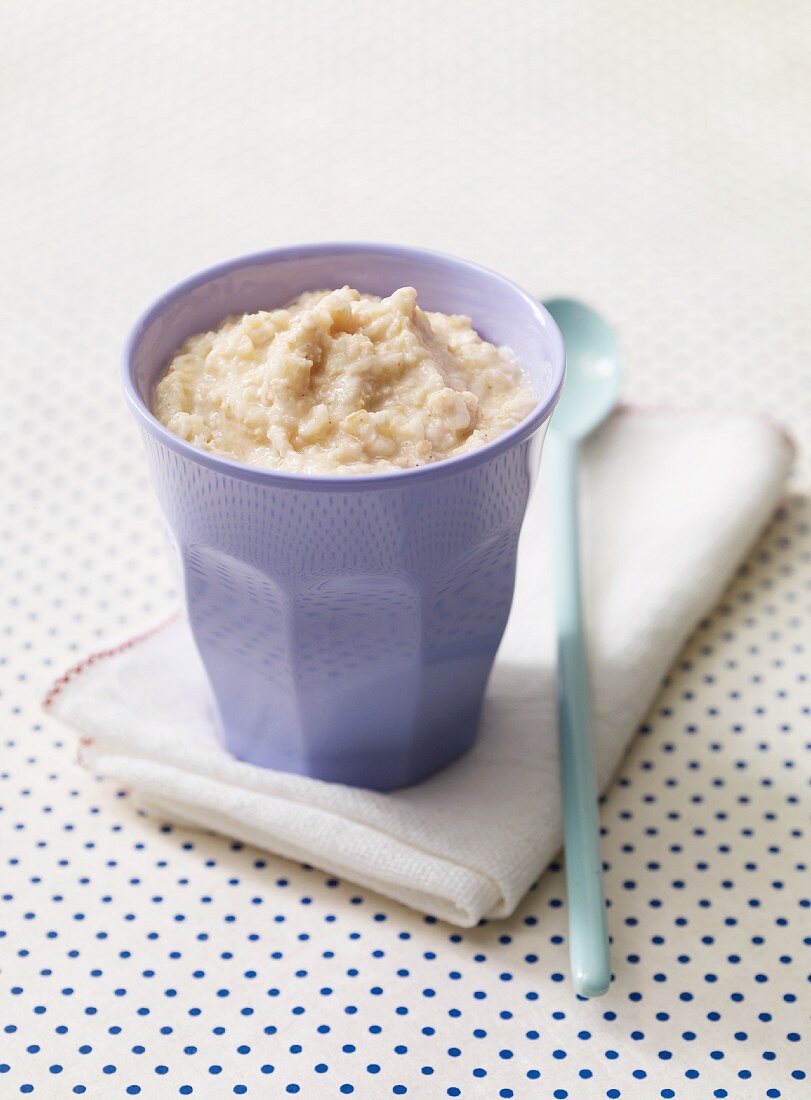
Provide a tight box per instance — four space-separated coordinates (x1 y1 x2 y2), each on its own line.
122 241 566 491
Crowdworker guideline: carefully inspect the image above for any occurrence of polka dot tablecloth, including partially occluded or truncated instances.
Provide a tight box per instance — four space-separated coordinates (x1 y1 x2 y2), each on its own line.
1 2 809 1097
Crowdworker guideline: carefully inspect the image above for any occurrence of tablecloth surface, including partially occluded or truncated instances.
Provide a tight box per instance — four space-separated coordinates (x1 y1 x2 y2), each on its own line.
1 3 809 1097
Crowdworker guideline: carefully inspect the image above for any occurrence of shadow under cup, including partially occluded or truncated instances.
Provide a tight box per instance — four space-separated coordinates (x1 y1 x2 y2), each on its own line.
123 244 565 791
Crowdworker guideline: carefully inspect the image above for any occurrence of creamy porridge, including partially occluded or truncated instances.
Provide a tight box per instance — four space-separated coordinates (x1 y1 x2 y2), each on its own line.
153 286 537 475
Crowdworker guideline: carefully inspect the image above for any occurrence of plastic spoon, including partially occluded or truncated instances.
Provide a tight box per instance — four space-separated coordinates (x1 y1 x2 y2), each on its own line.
542 298 623 998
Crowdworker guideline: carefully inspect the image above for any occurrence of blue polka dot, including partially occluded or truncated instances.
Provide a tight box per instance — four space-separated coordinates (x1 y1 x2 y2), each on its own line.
0 409 806 1100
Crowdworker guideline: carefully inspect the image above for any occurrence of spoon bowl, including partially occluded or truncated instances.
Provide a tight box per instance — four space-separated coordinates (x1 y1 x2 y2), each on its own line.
545 298 623 439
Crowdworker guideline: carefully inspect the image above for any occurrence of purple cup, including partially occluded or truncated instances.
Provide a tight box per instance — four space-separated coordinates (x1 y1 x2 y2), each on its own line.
123 243 565 790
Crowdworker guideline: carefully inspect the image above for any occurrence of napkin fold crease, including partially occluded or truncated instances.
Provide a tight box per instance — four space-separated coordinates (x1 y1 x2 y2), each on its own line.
45 408 793 926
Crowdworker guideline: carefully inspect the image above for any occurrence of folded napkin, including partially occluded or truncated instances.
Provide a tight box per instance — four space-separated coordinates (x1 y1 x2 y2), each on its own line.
45 408 793 927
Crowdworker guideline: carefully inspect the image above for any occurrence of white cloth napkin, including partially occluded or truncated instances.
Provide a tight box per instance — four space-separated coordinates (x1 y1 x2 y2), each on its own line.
45 408 793 927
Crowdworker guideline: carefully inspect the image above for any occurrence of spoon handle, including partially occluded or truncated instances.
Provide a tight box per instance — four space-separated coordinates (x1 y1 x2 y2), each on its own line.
549 433 611 997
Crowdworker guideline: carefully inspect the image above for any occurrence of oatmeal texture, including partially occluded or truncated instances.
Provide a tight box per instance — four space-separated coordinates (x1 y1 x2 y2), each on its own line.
153 286 537 475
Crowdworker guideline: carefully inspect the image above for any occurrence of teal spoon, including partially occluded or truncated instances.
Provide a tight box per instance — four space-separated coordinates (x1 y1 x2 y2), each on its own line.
542 298 623 998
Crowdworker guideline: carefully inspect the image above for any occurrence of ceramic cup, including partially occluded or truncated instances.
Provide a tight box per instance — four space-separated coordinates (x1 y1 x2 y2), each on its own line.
122 243 565 790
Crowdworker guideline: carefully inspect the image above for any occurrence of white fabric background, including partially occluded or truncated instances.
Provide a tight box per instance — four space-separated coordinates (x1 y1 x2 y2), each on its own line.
1 2 809 1097
45 409 794 930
